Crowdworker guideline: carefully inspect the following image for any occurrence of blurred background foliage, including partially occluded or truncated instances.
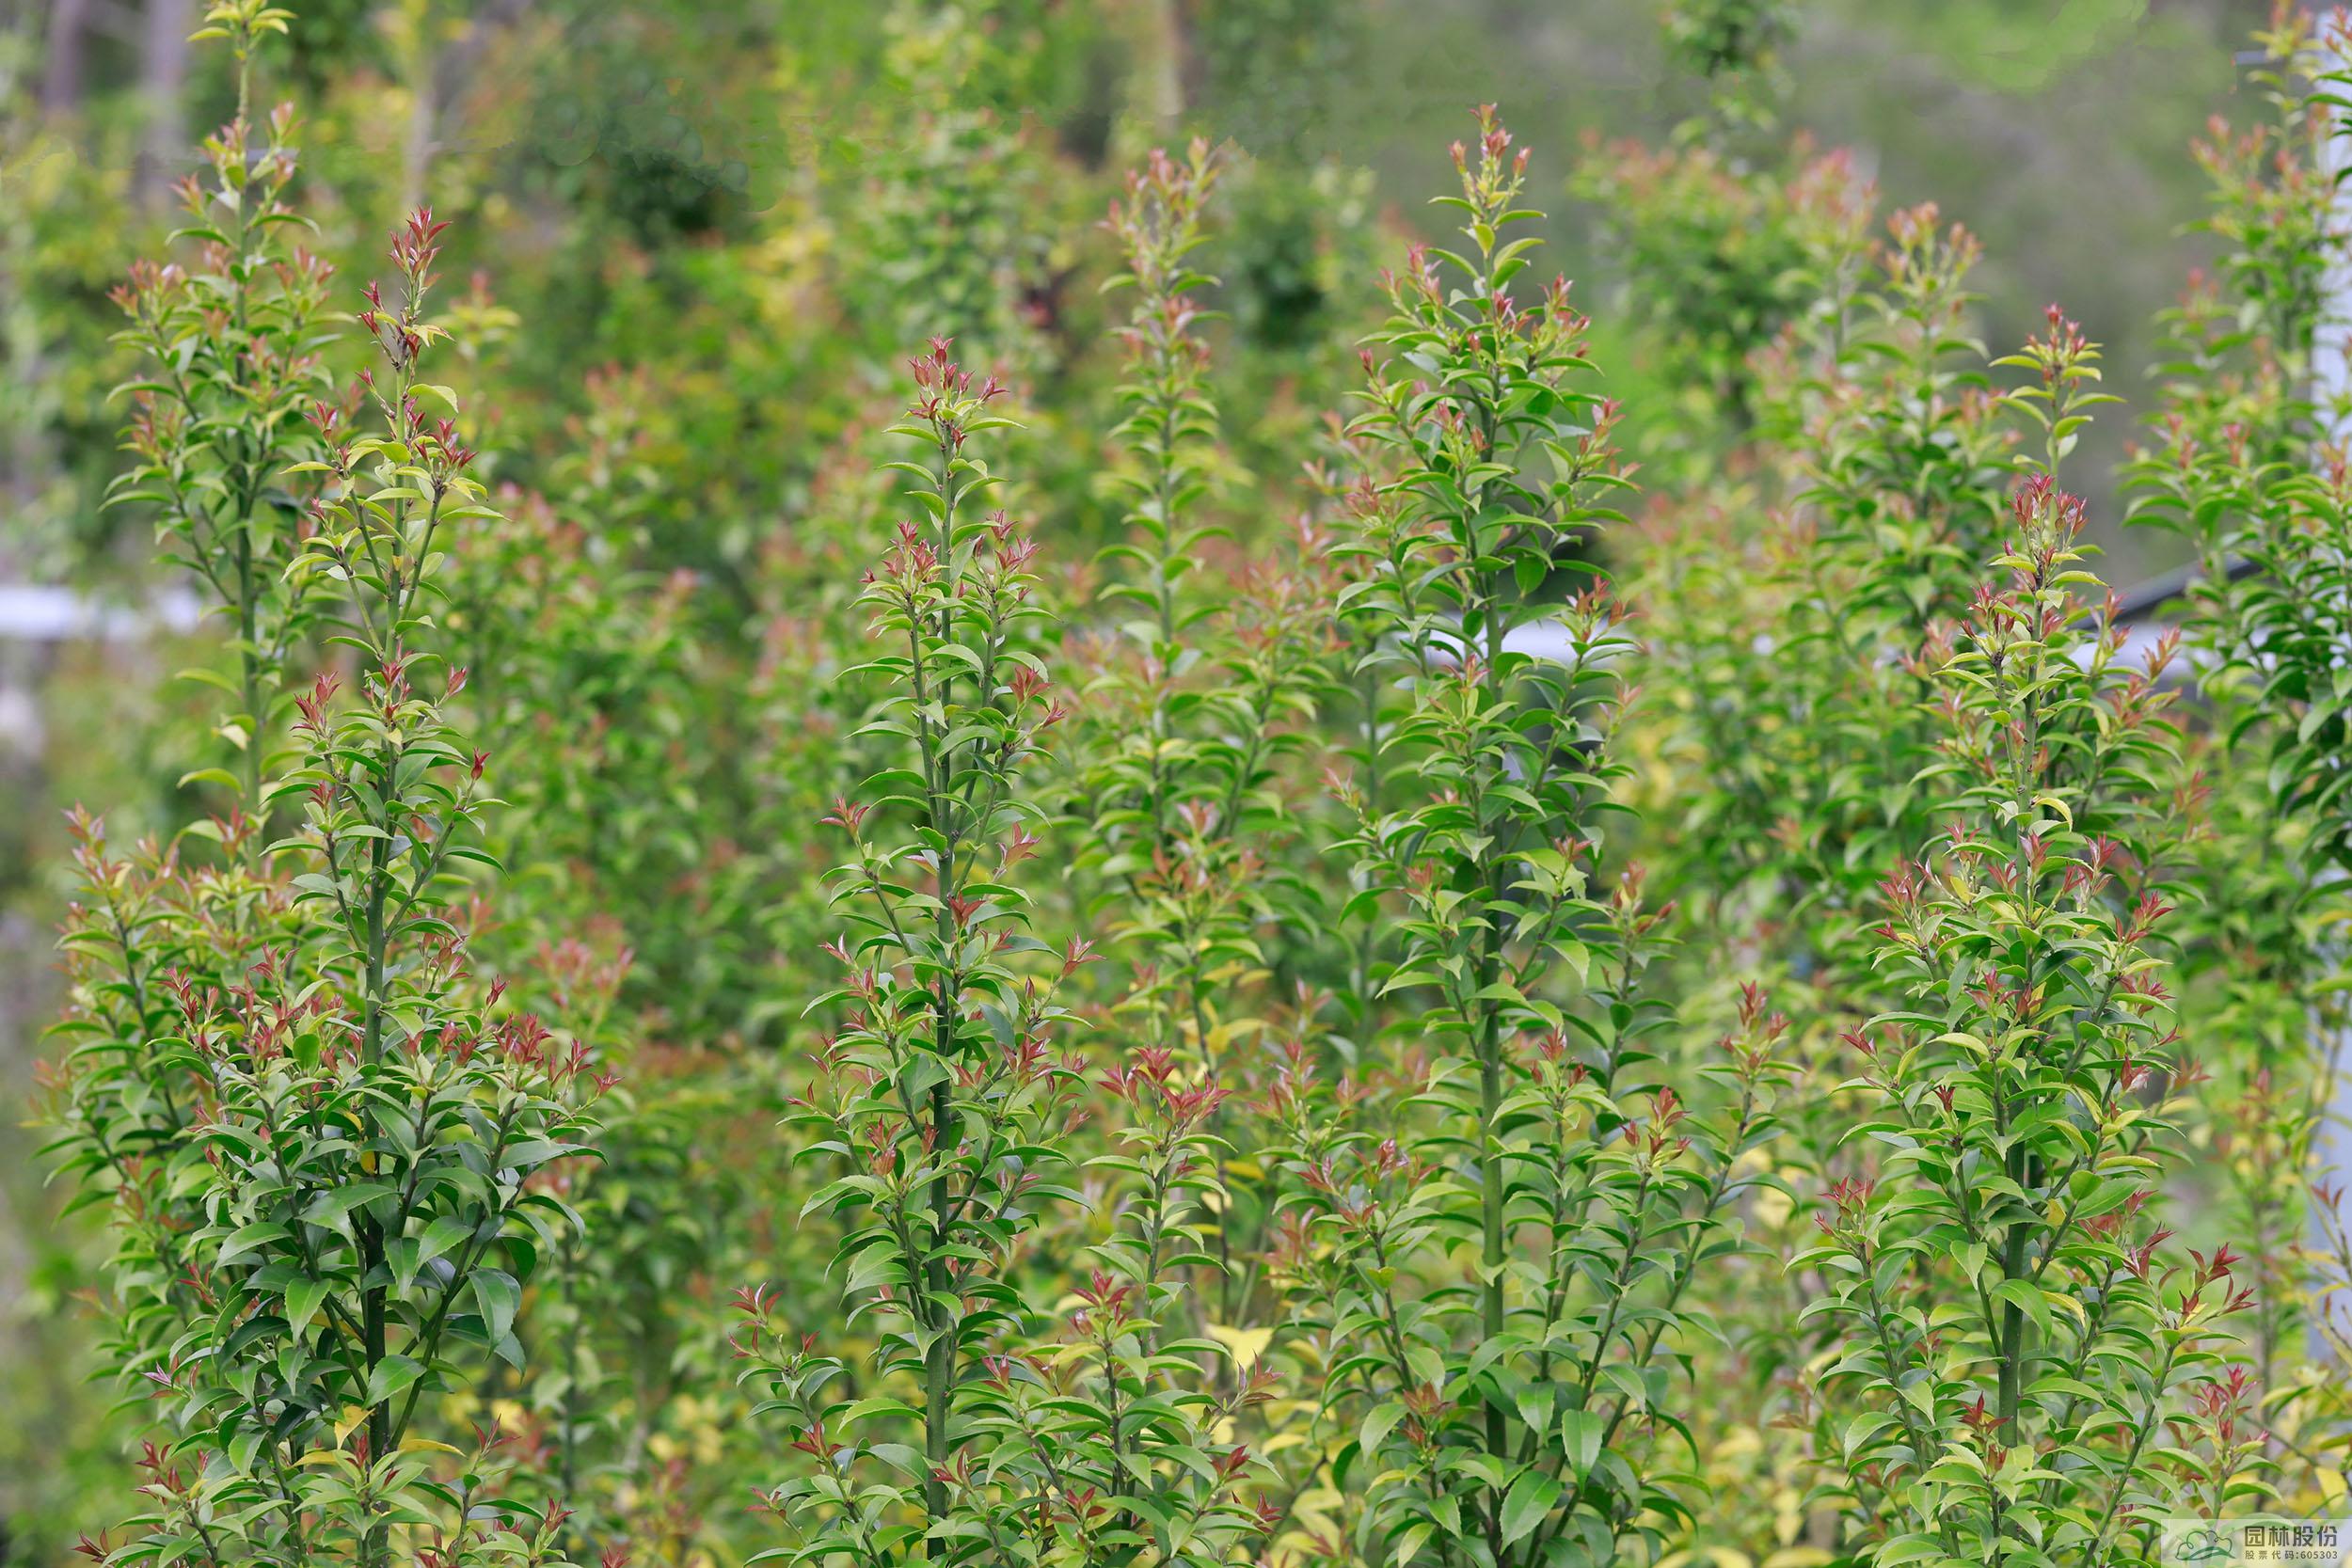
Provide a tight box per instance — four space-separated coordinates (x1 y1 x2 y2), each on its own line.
0 0 2287 1560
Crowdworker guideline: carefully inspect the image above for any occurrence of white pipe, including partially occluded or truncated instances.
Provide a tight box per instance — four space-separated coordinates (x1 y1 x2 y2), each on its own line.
2307 8 2352 1355
0 583 201 642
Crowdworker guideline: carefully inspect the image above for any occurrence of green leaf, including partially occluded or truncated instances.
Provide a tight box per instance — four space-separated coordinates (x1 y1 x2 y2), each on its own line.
1498 1471 1561 1547
217 1222 289 1266
366 1354 424 1407
283 1277 330 1333
470 1271 521 1344
417 1214 472 1267
1562 1408 1605 1474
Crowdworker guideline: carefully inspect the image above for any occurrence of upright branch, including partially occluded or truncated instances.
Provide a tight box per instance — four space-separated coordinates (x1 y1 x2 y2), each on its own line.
746 342 1095 1565
107 0 334 836
1078 141 1271 1102
1075 141 1338 1340
54 22 610 1561
1270 108 1786 1566
2119 6 2352 1480
2129 9 2352 863
1798 313 2254 1561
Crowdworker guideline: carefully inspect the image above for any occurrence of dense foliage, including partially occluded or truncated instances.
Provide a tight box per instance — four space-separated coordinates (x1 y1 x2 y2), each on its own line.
14 2 2352 1567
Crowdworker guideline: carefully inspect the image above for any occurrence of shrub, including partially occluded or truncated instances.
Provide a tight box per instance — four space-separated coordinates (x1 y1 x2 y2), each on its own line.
49 8 609 1564
1796 334 2241 1558
37 4 2352 1566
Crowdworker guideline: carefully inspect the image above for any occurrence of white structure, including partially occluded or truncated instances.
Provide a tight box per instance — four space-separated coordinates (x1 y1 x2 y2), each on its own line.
2308 8 2352 1317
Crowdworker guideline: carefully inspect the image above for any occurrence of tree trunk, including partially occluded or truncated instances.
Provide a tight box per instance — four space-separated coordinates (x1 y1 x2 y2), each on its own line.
137 0 191 207
40 0 90 114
